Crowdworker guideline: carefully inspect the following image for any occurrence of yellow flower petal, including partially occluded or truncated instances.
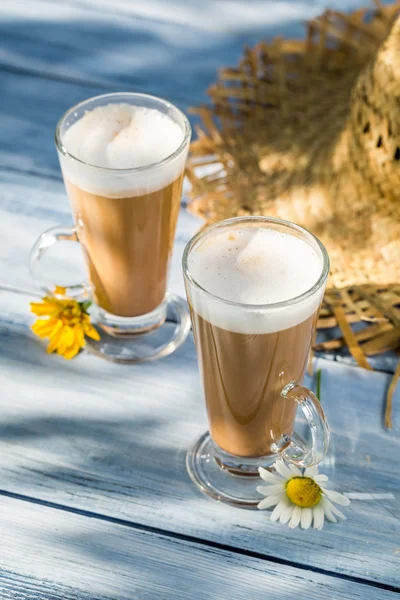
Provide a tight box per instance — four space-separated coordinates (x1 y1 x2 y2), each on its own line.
83 322 100 341
54 285 67 296
51 326 69 354
47 326 66 353
61 342 82 359
31 318 61 339
74 326 85 349
30 302 60 317
48 322 64 340
56 326 76 354
31 290 98 359
46 340 58 354
42 296 65 307
61 327 85 359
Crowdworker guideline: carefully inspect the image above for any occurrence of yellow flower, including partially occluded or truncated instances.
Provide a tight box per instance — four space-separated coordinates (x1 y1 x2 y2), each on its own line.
30 286 100 359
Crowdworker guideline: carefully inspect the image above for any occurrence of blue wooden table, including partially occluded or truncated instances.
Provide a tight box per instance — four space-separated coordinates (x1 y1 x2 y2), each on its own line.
0 1 399 598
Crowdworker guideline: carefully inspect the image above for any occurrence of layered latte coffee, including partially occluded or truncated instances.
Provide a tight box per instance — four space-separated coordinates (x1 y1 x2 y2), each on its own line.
187 226 324 458
59 103 185 317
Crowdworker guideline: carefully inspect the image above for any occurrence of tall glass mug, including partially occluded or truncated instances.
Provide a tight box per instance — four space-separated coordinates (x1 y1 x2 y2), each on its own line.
183 216 330 506
30 93 191 362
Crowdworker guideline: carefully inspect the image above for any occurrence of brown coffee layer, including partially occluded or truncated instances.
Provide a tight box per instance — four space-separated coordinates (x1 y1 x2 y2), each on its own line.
191 310 318 457
66 175 183 317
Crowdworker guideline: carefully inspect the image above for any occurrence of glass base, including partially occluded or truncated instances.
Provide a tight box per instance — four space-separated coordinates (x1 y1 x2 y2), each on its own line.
186 431 279 508
86 295 190 363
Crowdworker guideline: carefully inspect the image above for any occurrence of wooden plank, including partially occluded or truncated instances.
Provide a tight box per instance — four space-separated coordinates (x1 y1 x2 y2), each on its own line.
315 349 399 374
0 0 299 123
0 1 369 179
1 494 397 600
45 0 354 32
0 168 398 587
0 286 399 588
0 3 398 593
0 10 262 178
0 0 331 103
0 71 132 178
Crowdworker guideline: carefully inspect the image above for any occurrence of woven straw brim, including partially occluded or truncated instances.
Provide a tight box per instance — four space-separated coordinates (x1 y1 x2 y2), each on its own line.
186 2 400 288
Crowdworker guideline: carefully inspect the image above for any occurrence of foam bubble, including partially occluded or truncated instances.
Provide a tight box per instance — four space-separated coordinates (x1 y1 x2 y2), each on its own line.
59 104 187 197
187 227 325 334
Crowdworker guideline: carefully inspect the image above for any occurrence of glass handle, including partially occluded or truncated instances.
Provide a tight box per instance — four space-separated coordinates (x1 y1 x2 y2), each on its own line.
271 382 330 468
30 226 88 300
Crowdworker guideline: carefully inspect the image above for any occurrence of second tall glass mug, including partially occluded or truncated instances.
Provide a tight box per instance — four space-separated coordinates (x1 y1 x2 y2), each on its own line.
30 93 191 362
183 216 330 506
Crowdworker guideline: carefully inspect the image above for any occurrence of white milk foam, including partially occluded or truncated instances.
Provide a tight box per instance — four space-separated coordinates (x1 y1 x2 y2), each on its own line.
188 228 325 334
60 104 186 197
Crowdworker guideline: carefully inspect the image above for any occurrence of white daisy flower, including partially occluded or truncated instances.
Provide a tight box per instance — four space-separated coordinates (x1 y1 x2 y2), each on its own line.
257 459 350 530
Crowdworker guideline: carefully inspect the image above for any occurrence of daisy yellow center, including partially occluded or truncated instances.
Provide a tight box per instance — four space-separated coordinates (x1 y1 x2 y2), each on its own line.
285 477 322 507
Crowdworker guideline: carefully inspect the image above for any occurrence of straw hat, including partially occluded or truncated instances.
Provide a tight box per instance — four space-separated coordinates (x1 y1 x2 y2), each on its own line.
186 2 400 426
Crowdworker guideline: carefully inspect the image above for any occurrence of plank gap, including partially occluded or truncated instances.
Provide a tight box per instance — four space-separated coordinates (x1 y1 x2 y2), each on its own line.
0 488 398 595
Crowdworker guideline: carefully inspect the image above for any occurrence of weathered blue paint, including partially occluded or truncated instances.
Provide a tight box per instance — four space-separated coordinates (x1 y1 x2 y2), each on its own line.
0 1 399 598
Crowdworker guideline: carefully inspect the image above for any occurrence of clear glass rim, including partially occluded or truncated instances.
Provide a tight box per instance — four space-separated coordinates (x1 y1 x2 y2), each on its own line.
182 216 330 311
54 92 191 173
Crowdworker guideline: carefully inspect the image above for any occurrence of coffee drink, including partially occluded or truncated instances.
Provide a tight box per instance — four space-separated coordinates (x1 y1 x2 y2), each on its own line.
64 176 182 317
59 103 186 317
183 217 330 504
187 226 323 458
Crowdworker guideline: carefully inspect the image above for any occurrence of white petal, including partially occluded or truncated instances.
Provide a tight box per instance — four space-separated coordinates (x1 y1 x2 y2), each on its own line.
270 501 286 522
256 484 285 496
280 503 294 525
314 474 329 483
288 506 302 529
321 498 337 523
324 498 346 521
259 467 285 484
313 505 325 530
305 465 319 478
324 489 351 506
274 460 295 479
257 495 282 510
287 464 302 477
324 511 337 524
300 507 313 529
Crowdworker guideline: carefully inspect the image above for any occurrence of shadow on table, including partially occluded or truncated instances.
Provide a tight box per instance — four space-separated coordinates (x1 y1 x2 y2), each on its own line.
1 312 399 594
0 6 310 176
0 322 202 500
